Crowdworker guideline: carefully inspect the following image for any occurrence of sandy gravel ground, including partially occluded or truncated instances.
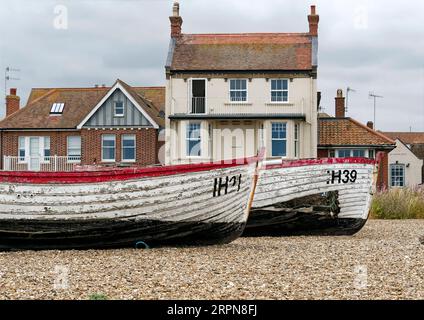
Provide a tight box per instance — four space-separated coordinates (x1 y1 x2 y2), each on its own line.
0 220 423 300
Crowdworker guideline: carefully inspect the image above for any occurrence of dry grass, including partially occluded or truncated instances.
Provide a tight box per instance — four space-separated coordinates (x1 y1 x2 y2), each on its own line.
370 187 424 219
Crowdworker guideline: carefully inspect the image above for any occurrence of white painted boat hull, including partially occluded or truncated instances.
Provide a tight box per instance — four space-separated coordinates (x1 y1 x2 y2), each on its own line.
0 163 257 250
245 159 376 236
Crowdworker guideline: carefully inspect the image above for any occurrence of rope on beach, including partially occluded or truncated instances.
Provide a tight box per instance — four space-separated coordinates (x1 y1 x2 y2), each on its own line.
135 241 150 249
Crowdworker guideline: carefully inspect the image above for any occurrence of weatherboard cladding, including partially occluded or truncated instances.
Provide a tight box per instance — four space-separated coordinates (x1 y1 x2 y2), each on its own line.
83 89 151 128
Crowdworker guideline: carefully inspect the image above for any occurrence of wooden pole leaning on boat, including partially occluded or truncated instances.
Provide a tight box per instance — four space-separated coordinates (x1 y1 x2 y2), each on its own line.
371 152 385 195
245 148 265 217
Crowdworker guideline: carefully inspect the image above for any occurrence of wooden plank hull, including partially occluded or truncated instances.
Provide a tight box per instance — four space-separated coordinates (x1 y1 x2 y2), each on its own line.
0 160 257 250
246 158 376 236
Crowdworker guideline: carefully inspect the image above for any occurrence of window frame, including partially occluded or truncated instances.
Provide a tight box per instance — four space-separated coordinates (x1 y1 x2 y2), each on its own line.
390 164 405 188
229 79 248 103
67 136 82 163
101 134 116 162
113 101 125 117
270 79 289 103
121 134 136 163
186 122 202 158
18 136 26 163
43 136 51 162
294 123 300 158
271 122 287 158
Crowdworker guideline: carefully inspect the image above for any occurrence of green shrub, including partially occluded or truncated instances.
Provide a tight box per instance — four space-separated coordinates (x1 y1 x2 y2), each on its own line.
89 293 108 300
370 187 424 219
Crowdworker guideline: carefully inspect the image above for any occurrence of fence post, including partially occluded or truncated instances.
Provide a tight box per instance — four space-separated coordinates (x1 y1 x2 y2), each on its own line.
54 155 58 172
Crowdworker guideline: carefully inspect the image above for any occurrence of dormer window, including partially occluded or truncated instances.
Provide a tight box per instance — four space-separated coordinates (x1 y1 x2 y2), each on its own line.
50 103 65 115
114 101 124 117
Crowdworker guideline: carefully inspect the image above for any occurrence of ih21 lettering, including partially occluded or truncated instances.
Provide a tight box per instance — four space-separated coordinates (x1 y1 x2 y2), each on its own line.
327 170 357 184
213 174 242 197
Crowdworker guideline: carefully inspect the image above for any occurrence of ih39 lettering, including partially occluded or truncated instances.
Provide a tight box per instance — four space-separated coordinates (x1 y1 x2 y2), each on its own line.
327 170 358 184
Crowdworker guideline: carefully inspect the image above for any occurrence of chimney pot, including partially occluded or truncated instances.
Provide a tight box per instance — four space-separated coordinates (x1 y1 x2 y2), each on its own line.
10 88 17 96
367 121 374 130
173 2 180 17
335 89 346 118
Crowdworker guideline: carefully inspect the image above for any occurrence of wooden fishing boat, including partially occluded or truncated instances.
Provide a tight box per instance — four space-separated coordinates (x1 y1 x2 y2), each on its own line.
0 156 260 250
245 156 381 236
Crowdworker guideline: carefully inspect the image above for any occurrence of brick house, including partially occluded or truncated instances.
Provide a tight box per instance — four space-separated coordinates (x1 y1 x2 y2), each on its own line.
0 80 165 171
165 3 319 164
380 132 424 187
318 89 396 190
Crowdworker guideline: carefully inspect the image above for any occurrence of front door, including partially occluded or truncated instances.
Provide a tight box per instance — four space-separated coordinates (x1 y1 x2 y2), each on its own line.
218 123 256 161
29 137 40 171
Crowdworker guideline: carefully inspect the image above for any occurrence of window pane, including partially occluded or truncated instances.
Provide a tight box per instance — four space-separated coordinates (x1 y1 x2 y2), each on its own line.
122 136 135 147
240 80 246 90
123 148 135 160
390 164 405 187
282 80 288 90
230 80 236 90
44 137 50 150
272 140 286 157
102 135 115 160
338 149 351 158
353 150 365 157
271 80 277 90
186 123 201 157
282 91 288 102
103 148 115 160
114 101 124 116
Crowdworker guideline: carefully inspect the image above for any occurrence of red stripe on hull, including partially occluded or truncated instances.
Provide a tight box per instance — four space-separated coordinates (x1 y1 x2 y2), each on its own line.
0 156 258 185
264 157 376 171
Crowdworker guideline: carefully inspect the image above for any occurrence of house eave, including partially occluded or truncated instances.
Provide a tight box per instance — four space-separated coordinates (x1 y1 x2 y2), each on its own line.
169 114 306 120
318 144 395 150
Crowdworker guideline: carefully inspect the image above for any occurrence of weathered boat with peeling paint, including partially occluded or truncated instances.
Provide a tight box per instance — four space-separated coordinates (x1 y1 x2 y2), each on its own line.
0 158 259 250
244 157 380 236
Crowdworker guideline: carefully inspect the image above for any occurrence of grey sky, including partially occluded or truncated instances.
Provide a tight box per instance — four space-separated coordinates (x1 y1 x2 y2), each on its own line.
0 0 423 131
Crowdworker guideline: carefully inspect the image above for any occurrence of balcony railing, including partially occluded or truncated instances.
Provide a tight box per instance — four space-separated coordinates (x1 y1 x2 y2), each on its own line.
3 156 81 172
191 97 206 114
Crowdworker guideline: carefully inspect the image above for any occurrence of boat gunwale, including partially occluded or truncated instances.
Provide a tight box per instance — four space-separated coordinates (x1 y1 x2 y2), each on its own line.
263 157 376 171
0 156 259 185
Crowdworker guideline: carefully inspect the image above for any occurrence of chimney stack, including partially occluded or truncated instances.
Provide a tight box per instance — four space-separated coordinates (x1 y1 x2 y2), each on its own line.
367 121 374 130
335 89 346 118
6 88 20 117
308 5 319 36
170 2 183 38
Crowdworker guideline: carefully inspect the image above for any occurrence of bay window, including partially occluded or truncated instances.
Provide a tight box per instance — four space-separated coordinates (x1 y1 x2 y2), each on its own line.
186 122 201 157
271 122 287 157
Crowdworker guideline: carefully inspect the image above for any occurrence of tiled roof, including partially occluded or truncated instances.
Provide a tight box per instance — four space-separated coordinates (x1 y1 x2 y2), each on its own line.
0 80 165 130
170 33 313 71
381 132 424 144
319 118 395 147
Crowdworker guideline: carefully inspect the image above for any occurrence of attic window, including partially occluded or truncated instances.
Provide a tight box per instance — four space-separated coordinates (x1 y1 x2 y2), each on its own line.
50 103 65 115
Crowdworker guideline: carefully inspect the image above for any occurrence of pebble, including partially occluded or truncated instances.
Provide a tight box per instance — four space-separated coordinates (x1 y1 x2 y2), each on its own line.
0 220 422 300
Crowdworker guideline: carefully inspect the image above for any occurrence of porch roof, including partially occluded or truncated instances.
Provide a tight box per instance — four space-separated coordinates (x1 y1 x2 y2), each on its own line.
168 114 306 120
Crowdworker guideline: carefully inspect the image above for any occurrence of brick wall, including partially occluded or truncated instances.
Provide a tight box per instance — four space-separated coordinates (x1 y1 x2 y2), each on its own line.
1 129 159 168
1 131 81 157
81 128 158 166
